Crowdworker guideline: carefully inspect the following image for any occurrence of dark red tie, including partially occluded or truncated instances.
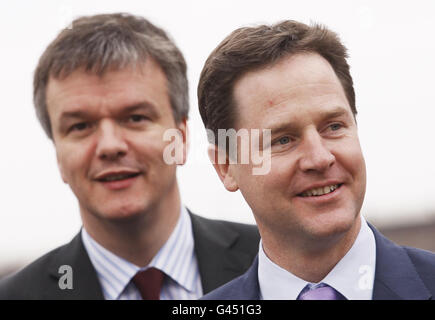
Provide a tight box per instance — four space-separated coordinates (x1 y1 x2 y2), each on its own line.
131 267 165 300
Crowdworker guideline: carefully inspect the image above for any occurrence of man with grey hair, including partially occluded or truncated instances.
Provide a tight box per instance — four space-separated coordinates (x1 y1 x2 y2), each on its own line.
0 13 259 300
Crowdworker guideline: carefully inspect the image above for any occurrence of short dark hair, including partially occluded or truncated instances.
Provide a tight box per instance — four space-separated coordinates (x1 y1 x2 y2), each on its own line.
34 13 189 139
198 20 356 143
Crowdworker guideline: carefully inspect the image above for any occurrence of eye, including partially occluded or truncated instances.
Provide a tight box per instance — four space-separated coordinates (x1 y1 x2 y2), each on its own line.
269 135 295 153
271 136 293 148
129 114 149 122
69 122 89 132
278 136 290 145
329 123 343 131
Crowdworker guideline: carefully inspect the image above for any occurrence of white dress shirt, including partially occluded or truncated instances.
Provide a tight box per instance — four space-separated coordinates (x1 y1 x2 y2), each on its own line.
81 206 203 300
258 215 376 300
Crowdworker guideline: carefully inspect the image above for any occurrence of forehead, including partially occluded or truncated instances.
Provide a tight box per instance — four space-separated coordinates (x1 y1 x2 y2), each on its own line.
232 53 350 128
46 59 169 120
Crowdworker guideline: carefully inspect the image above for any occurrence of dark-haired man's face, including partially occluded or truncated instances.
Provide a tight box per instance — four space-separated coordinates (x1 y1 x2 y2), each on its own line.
220 53 366 247
46 59 186 224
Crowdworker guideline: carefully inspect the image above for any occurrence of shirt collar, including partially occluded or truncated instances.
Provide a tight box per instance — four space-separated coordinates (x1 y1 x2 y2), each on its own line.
81 206 196 299
258 215 376 300
258 240 307 300
148 206 197 292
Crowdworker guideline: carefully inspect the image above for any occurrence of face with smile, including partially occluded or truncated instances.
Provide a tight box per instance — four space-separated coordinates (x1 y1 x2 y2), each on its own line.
219 53 366 246
46 58 186 223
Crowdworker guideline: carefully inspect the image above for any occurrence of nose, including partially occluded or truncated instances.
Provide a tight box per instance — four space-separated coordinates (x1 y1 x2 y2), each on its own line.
95 120 128 161
298 130 335 173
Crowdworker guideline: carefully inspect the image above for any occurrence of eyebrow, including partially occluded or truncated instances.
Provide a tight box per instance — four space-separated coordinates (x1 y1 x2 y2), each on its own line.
58 101 158 122
320 107 350 122
268 107 351 135
57 110 91 132
120 102 158 115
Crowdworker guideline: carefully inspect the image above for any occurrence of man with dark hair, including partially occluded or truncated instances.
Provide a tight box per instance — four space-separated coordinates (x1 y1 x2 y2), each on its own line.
0 13 259 300
198 20 435 300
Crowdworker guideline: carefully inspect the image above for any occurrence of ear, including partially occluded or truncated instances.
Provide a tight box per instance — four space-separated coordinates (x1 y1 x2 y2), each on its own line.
207 144 239 192
176 118 188 166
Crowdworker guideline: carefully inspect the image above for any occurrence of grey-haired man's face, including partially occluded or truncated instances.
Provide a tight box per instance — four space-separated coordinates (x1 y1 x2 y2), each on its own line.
46 60 187 221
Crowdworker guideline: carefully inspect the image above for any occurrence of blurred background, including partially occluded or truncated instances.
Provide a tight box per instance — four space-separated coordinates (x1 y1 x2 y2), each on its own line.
1 0 434 279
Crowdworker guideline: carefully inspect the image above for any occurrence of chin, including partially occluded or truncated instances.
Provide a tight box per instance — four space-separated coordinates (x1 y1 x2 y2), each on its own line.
97 202 148 221
304 209 359 240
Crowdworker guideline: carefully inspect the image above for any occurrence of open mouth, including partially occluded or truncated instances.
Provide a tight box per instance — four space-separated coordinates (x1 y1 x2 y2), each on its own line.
97 172 141 182
298 184 343 197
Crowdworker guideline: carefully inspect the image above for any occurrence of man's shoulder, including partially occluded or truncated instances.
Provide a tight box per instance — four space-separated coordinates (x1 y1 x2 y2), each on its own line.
403 246 435 287
201 255 260 300
0 243 68 299
201 274 248 300
371 224 435 276
371 224 435 299
189 212 260 250
0 231 103 300
190 212 259 237
404 245 435 266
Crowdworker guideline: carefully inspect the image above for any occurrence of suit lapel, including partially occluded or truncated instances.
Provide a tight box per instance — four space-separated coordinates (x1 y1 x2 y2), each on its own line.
46 230 104 299
238 226 433 300
236 256 261 299
201 223 431 300
370 224 431 300
189 212 257 294
44 213 260 298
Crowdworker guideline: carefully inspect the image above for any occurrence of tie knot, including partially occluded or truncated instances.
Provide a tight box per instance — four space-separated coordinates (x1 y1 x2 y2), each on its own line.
297 283 347 300
132 267 165 300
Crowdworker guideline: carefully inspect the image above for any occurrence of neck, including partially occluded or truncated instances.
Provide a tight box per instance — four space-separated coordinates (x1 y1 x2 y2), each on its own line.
262 217 361 283
80 184 181 267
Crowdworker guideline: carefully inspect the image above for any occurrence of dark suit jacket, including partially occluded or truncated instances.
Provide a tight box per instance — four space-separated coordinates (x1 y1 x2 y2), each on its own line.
0 212 260 299
202 224 435 300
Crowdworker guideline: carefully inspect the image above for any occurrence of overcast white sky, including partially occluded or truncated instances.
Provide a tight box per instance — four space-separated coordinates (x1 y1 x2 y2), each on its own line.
1 0 434 268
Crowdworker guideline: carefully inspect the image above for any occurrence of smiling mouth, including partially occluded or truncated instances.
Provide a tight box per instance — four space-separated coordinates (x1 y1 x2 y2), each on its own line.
97 172 141 182
298 184 343 197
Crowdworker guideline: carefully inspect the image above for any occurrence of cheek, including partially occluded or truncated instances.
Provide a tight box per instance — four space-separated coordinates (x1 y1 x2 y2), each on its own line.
129 135 173 176
266 155 298 188
335 141 367 189
131 136 165 161
57 142 94 182
344 143 365 173
234 155 296 203
237 164 285 202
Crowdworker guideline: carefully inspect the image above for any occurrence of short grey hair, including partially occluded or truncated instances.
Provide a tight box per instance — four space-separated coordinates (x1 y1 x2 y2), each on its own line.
34 13 189 139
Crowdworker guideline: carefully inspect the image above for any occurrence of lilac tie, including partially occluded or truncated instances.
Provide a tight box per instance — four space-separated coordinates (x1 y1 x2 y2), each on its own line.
297 283 347 300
